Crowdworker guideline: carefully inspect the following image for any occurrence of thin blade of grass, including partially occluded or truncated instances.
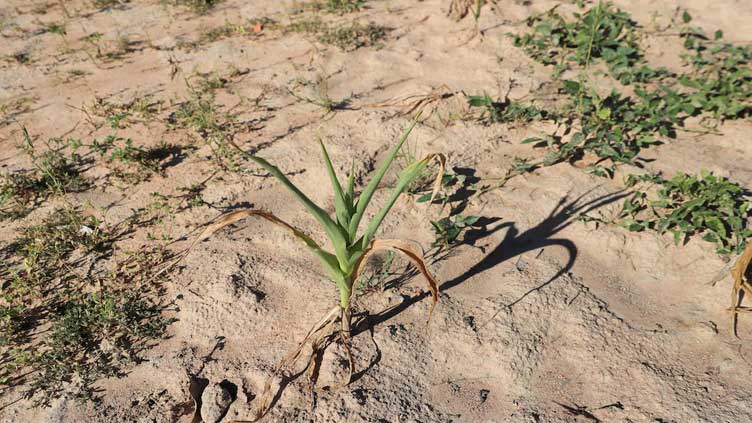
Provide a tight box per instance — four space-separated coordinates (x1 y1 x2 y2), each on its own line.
346 161 356 208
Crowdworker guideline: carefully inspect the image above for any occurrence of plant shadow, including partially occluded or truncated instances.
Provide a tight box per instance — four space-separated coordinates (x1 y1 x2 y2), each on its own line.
357 188 628 334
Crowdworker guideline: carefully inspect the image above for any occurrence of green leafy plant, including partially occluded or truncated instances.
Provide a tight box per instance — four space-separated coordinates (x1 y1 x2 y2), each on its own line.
512 1 668 84
288 18 387 51
678 12 752 120
467 93 549 123
163 0 222 13
0 208 176 404
618 171 751 255
521 80 683 177
195 118 444 418
0 132 89 220
431 215 480 249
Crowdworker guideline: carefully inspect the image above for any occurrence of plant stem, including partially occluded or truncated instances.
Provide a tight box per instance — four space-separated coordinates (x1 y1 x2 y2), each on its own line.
339 278 352 309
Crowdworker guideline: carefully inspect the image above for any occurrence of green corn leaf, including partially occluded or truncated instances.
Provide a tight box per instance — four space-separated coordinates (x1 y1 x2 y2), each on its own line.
345 161 356 208
348 118 419 240
240 151 350 262
312 248 347 283
356 156 431 250
319 138 351 230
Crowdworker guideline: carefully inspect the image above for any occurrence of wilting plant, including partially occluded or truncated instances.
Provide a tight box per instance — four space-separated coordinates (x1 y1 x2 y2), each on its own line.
194 117 444 418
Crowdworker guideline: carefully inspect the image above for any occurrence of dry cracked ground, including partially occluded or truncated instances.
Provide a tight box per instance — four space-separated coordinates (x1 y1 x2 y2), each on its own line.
1 0 752 422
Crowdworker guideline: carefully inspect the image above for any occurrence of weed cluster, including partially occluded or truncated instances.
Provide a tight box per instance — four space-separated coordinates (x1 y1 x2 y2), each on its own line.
287 75 350 116
0 208 175 403
90 96 162 129
192 17 277 49
616 171 751 255
502 2 752 253
0 134 89 220
162 0 222 14
82 31 140 62
1 97 36 127
679 13 752 119
521 80 683 176
171 87 243 171
467 93 550 124
288 18 387 51
431 215 480 249
298 0 366 15
66 135 183 184
513 2 668 84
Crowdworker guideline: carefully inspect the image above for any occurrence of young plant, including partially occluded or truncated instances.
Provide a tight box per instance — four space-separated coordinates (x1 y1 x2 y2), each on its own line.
618 171 751 255
431 215 481 250
195 118 444 417
467 93 549 124
512 1 668 84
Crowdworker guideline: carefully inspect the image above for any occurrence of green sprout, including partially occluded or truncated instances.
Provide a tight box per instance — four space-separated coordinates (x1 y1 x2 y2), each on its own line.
194 117 444 418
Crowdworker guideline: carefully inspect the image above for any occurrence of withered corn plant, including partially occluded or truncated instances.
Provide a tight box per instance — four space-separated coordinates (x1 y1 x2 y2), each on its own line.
731 240 752 336
194 118 444 419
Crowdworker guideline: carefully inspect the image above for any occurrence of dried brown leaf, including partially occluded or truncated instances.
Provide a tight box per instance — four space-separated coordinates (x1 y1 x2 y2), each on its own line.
424 153 447 205
352 239 439 320
730 240 752 336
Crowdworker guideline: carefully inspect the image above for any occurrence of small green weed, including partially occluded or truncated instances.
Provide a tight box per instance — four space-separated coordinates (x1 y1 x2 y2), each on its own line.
303 0 366 14
467 93 550 123
288 18 387 50
320 22 386 50
197 18 276 46
81 31 139 62
512 1 668 84
618 171 751 255
0 133 89 220
431 215 480 249
163 0 222 14
287 74 349 116
44 23 66 35
1 96 36 127
69 135 183 184
0 208 176 404
92 0 123 9
90 95 162 129
356 250 396 292
448 0 495 22
171 87 245 171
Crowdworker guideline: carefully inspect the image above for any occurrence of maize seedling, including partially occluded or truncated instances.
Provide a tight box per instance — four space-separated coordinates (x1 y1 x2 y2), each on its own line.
193 118 444 419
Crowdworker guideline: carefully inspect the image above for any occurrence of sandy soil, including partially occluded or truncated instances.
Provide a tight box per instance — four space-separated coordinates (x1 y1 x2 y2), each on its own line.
1 0 752 422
